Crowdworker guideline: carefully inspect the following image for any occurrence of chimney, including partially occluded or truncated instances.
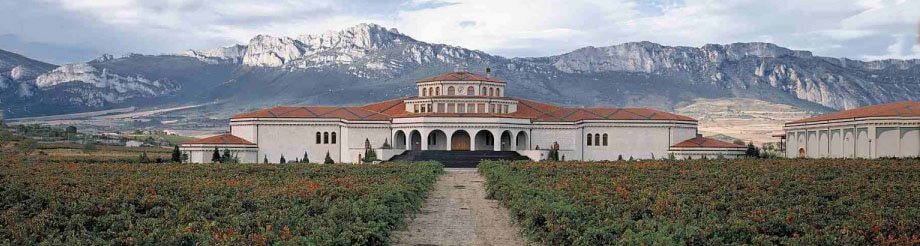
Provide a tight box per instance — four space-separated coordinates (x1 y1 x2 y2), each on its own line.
696 134 703 139
486 67 491 78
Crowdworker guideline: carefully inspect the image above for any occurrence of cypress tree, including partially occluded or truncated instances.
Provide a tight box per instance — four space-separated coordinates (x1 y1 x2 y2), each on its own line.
324 151 334 164
302 152 309 163
171 145 181 162
264 155 268 164
221 149 232 163
279 154 286 164
211 147 220 163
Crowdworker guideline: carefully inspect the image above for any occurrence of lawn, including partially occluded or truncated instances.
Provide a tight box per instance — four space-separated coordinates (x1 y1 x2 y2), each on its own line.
480 159 920 245
0 159 442 245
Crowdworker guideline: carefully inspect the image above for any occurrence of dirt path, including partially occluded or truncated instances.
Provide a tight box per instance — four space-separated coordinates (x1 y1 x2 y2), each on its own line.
393 168 527 246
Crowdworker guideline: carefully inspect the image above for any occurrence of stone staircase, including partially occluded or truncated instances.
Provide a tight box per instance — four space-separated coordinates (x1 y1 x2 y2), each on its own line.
388 150 531 168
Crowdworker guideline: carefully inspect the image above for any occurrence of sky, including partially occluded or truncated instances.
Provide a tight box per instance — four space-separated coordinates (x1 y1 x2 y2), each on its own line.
0 0 918 64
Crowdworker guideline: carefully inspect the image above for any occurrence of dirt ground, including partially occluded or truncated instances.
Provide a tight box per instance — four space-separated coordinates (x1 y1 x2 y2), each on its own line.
393 168 527 246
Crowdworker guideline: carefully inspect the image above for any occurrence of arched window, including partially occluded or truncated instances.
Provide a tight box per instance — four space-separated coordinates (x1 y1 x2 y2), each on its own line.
447 86 455 95
467 86 475 95
481 87 487 95
331 132 336 144
436 87 440 96
489 88 494 96
603 134 608 146
587 134 593 146
316 132 321 144
423 88 428 97
323 132 329 144
594 133 600 146
496 88 501 97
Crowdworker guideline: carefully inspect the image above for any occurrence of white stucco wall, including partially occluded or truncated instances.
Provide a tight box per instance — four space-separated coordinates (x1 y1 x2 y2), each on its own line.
784 117 920 159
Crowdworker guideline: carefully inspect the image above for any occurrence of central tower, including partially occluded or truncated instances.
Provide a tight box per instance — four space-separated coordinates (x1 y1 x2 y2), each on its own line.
404 70 518 114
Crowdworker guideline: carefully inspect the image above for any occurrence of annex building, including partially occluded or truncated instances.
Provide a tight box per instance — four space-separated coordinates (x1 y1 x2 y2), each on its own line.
783 101 920 158
181 71 746 164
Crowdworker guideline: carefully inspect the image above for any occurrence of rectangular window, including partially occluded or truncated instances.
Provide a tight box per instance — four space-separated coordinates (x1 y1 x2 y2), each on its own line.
414 104 419 113
458 103 466 113
502 105 508 114
468 104 475 113
437 103 445 112
447 103 455 113
478 104 485 113
490 104 496 113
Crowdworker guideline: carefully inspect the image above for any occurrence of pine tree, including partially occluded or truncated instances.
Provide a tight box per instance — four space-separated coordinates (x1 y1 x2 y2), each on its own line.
381 139 391 149
324 151 334 164
279 154 286 164
171 145 181 162
302 152 309 163
617 155 623 161
211 147 220 163
264 155 268 164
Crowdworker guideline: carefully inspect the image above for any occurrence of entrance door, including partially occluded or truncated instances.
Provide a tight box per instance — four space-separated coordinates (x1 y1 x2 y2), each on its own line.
451 131 471 151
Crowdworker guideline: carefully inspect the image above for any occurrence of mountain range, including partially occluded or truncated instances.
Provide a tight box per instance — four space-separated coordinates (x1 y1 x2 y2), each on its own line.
2 23 919 119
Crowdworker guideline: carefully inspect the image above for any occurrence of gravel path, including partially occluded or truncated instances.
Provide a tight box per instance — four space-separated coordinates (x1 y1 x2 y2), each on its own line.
393 168 527 246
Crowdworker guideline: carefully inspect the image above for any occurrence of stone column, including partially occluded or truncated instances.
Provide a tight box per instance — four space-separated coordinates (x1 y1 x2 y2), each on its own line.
869 125 876 158
421 130 429 151
510 132 517 151
491 129 501 151
446 130 453 151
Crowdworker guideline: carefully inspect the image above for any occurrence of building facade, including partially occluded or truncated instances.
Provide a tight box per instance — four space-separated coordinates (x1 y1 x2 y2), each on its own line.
182 71 745 163
783 101 920 158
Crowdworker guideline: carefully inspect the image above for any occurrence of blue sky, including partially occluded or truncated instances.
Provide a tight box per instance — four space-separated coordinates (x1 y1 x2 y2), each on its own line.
1 0 918 64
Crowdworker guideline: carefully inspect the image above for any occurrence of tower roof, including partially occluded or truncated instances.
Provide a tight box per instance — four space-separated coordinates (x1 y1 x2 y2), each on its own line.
417 71 504 83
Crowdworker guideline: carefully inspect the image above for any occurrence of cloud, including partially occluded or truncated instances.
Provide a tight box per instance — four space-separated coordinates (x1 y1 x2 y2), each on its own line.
1 0 919 63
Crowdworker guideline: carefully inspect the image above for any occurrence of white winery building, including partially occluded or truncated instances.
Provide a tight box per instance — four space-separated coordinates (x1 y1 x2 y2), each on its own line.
783 101 920 158
181 71 746 163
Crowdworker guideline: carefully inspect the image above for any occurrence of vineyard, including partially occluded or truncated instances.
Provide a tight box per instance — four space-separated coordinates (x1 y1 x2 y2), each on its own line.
480 159 920 245
0 160 442 245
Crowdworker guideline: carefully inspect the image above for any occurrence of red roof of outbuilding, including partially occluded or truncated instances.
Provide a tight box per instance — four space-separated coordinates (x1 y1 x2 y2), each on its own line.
417 71 504 83
788 101 920 124
182 134 255 145
231 97 697 123
670 136 745 148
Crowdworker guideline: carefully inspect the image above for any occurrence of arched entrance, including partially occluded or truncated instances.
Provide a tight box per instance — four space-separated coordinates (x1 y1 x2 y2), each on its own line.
474 130 494 151
500 130 513 151
410 130 422 150
427 130 448 150
451 130 471 151
394 130 406 149
515 131 528 150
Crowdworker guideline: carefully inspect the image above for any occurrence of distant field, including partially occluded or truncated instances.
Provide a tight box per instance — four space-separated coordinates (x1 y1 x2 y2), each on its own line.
0 160 442 245
480 159 920 245
37 142 171 162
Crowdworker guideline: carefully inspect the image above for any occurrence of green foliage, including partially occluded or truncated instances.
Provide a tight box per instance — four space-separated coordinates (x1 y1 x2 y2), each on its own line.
16 138 38 157
381 139 391 149
211 148 220 163
746 141 761 158
0 160 443 245
66 126 77 134
138 152 150 163
264 155 268 164
302 152 309 163
324 151 334 164
280 154 286 164
0 130 13 148
171 145 181 162
479 159 920 245
83 142 97 151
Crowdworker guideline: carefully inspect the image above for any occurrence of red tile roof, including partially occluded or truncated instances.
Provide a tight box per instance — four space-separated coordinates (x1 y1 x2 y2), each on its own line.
788 101 920 124
417 71 504 83
670 136 746 148
231 97 697 123
182 134 255 145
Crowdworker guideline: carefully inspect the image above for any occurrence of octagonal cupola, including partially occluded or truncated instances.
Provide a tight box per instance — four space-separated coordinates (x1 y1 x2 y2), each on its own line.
406 69 518 114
